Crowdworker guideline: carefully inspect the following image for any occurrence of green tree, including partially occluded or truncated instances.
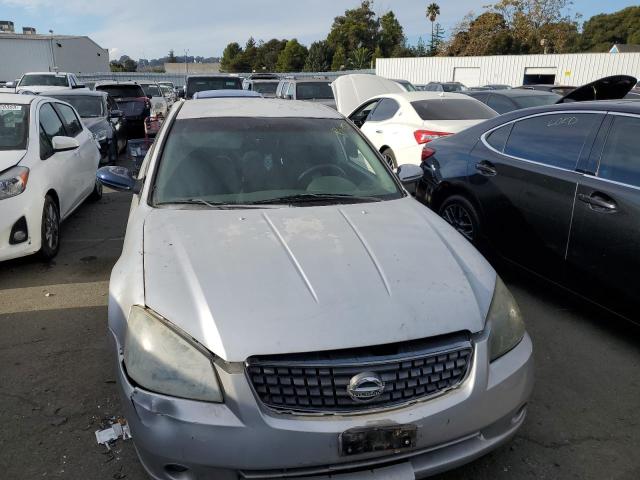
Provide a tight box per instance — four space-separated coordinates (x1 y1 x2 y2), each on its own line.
379 11 405 57
242 37 258 71
326 1 379 60
220 42 244 72
304 41 332 72
447 12 516 56
426 3 441 54
275 39 309 72
254 39 288 71
349 47 372 69
581 6 640 52
372 45 384 67
331 45 347 71
167 50 176 62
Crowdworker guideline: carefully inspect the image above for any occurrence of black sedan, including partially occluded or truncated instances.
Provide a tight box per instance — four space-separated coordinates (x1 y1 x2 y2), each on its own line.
465 89 561 114
48 90 126 164
417 99 640 323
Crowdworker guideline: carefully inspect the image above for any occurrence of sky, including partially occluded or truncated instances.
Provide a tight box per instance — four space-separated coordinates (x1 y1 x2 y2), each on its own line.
0 0 637 60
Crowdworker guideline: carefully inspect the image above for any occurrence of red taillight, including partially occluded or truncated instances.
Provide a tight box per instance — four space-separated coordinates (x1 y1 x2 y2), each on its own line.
414 130 452 144
421 146 436 161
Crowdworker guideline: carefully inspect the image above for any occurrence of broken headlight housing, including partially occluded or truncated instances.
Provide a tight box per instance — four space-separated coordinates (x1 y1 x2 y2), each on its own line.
487 277 525 361
124 306 223 402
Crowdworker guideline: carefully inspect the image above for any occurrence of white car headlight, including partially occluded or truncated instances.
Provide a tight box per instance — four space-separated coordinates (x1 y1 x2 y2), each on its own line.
94 129 108 142
487 277 525 361
0 166 29 200
124 306 223 402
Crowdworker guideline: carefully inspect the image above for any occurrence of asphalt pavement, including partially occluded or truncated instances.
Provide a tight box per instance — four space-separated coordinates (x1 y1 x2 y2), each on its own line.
0 163 638 479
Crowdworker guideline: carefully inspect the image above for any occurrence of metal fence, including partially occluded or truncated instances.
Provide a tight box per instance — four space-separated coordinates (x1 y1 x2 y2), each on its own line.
77 69 374 85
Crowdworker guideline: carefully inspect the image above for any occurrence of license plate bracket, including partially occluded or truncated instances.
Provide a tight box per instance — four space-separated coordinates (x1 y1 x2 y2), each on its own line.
339 425 417 456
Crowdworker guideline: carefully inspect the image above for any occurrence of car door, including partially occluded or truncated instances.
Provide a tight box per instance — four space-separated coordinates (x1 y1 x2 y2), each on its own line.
359 98 400 152
53 102 97 201
470 111 604 279
38 102 78 217
566 113 640 320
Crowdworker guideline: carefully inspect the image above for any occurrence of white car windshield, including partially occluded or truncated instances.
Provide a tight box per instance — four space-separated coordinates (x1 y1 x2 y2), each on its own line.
152 117 403 207
0 104 28 150
20 74 69 87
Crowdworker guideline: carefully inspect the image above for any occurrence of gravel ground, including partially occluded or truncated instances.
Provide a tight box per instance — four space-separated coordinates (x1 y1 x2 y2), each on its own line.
0 163 638 480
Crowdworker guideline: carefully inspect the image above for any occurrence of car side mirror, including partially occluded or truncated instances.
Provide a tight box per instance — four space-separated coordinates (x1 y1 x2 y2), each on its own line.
147 94 153 99
396 164 423 185
52 136 80 152
97 165 142 194
110 109 124 119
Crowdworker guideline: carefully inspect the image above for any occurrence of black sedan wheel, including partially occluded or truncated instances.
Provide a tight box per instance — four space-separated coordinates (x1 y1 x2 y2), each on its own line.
40 195 60 260
439 195 480 243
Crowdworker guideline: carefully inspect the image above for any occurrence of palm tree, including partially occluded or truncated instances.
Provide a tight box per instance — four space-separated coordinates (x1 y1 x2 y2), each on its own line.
426 3 441 54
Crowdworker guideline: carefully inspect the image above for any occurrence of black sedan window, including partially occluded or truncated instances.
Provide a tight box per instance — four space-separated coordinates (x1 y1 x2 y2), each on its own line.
504 113 601 170
597 115 640 188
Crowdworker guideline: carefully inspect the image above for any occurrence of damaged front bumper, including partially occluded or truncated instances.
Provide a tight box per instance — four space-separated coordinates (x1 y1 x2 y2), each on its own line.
110 328 533 480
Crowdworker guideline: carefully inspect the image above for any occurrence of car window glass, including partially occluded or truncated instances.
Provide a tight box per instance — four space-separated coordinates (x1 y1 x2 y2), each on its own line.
0 103 28 150
504 113 599 170
487 95 514 114
597 115 640 187
39 103 65 159
368 98 400 121
486 124 512 152
349 100 379 127
54 103 83 137
287 83 295 96
411 99 496 120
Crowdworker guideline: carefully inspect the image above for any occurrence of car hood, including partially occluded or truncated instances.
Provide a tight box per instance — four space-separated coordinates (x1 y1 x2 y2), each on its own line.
142 198 495 362
17 85 70 94
557 75 637 103
331 74 404 116
0 150 26 172
82 117 108 131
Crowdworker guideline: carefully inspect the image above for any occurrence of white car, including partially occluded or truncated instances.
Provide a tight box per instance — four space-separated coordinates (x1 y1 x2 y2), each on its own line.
0 94 101 262
333 75 498 166
16 72 85 95
138 82 169 117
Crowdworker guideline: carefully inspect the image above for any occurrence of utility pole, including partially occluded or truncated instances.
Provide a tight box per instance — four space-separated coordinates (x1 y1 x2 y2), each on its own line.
184 49 189 74
49 29 56 72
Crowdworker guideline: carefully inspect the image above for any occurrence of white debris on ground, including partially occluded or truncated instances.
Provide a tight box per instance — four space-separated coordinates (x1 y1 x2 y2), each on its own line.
95 417 132 450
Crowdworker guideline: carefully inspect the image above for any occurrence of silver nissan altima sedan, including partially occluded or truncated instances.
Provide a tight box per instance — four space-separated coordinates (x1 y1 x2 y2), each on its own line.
97 98 533 480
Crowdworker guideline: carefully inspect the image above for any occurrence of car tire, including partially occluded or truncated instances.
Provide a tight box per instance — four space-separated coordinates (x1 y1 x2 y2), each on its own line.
39 195 60 261
439 195 481 244
89 179 103 202
381 148 397 169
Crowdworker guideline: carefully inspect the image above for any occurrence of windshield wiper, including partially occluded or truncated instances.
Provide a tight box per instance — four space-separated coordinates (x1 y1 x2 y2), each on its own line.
249 193 383 205
155 199 266 209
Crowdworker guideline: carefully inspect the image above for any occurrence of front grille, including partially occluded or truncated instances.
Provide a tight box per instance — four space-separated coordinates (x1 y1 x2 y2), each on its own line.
246 335 473 413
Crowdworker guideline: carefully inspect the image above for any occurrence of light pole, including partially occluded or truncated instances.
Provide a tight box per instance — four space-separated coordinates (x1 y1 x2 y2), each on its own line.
184 49 189 75
49 29 56 72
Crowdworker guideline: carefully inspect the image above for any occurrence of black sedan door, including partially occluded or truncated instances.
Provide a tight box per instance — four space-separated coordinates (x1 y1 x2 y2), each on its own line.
469 111 604 279
566 114 640 321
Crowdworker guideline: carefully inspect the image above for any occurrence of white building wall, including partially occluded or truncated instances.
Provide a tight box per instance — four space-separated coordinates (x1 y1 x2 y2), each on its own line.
376 53 640 87
0 36 109 81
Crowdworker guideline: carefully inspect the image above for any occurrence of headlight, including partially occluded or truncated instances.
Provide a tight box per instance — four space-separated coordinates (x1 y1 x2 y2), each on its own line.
487 277 525 361
124 306 223 402
0 166 29 200
94 129 108 142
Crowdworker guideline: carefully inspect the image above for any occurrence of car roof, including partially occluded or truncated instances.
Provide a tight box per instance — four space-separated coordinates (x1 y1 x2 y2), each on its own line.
495 99 640 119
372 91 473 102
470 89 559 98
95 81 142 86
193 89 262 99
177 98 342 120
43 89 107 97
187 74 240 79
22 72 71 76
0 93 35 104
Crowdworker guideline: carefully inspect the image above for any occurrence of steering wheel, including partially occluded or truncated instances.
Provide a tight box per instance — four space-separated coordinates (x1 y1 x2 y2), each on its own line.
297 164 347 186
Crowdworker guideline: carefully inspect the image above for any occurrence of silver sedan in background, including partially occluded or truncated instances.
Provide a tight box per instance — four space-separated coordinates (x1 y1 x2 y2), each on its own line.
97 98 533 480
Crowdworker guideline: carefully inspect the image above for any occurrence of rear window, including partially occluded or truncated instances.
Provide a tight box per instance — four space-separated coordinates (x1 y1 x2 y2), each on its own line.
296 82 333 100
96 85 145 99
513 94 561 109
411 99 497 120
141 84 162 97
187 77 243 98
252 82 278 95
20 74 68 87
0 104 28 150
